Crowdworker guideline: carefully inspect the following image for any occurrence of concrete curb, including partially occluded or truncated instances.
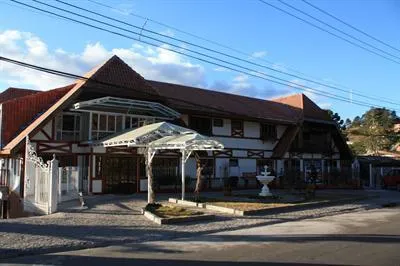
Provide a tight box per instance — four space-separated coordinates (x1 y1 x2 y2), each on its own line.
169 196 375 216
141 208 215 225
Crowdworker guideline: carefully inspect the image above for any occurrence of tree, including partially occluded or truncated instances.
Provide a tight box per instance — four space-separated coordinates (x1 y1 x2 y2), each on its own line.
327 110 346 131
359 108 395 155
345 118 352 128
193 152 204 201
352 116 362 127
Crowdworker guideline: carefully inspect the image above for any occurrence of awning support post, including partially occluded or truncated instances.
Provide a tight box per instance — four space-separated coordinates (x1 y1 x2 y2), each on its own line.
181 149 186 200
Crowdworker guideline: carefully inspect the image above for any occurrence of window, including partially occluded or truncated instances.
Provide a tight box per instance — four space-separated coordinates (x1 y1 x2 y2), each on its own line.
190 116 212 135
91 113 156 140
124 117 154 129
56 113 81 141
213 118 223 127
229 158 239 167
231 120 243 137
261 124 277 141
91 113 123 140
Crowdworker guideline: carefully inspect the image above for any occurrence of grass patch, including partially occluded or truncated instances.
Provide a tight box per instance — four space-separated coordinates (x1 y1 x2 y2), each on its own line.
145 203 203 218
210 201 293 211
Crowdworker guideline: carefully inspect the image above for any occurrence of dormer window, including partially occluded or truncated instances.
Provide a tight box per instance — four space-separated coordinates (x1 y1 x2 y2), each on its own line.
261 124 277 141
55 113 81 141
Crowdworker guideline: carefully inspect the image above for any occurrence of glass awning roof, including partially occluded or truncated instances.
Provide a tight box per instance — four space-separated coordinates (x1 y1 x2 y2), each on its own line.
73 97 180 120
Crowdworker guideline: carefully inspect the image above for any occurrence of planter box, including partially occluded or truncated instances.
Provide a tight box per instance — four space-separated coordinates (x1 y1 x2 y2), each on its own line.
168 198 206 208
141 208 214 225
169 195 375 216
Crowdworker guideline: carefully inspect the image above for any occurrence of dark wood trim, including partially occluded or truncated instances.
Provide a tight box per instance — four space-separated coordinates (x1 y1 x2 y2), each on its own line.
213 149 233 157
40 129 51 140
212 134 261 140
247 150 264 158
179 110 296 125
229 147 273 152
51 118 55 141
37 142 71 153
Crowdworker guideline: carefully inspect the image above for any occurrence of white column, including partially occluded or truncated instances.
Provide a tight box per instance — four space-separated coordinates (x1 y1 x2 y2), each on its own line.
48 155 59 214
181 150 186 200
147 149 152 204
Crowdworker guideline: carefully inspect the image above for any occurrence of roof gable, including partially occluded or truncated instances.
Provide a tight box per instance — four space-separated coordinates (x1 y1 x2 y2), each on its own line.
0 55 163 154
79 55 161 101
272 93 332 122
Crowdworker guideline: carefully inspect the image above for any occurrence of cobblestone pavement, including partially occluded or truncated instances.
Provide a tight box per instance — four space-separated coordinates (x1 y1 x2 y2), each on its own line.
0 190 394 259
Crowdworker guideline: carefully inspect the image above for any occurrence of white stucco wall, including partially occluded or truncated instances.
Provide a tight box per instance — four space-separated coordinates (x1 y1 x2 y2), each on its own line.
238 159 257 175
212 118 231 136
243 121 260 138
213 137 275 150
276 125 287 138
215 158 229 178
184 157 197 179
31 120 53 141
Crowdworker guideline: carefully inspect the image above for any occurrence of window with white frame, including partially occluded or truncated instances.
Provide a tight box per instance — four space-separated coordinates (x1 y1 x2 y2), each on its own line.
56 113 81 141
124 116 155 129
91 113 123 140
91 113 156 140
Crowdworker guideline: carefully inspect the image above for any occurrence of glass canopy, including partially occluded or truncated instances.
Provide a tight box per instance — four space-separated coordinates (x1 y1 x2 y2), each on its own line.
73 97 180 120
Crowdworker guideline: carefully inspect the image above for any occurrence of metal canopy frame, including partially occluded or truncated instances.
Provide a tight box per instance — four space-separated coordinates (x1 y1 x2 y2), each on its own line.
93 122 224 202
73 96 180 119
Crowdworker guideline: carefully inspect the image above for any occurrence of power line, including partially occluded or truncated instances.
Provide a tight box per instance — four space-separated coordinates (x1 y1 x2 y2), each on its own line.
54 0 400 107
7 0 398 111
87 0 399 106
46 0 400 108
258 0 400 65
277 0 400 61
11 0 400 108
0 56 276 120
301 0 400 54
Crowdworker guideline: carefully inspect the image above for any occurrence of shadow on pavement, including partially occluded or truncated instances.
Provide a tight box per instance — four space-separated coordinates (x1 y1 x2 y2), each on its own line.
3 254 355 266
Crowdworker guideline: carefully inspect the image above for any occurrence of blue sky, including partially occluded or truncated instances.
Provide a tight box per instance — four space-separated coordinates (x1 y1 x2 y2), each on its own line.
0 0 399 120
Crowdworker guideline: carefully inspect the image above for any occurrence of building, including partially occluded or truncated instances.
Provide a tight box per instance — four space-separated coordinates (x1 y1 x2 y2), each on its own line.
0 56 353 215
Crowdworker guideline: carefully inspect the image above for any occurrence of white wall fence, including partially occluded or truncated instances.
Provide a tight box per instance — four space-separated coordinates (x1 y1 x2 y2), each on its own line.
23 138 79 215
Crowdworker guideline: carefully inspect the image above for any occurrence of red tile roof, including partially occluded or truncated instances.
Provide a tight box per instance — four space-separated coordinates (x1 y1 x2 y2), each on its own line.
0 88 40 104
1 85 73 148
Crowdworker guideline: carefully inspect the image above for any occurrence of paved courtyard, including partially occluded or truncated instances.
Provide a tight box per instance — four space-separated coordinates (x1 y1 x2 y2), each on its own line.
0 190 397 259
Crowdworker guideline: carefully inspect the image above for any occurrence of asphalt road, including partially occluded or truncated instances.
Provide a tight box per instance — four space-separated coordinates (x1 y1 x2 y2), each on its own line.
3 202 400 266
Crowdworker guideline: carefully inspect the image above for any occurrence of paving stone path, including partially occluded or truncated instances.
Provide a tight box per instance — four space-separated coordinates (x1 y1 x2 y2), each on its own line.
0 192 384 259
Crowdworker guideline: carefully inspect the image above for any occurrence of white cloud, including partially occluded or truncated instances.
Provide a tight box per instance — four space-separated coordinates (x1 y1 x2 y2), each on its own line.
319 102 332 109
159 28 175 37
251 50 267 58
0 29 206 90
81 42 109 65
214 66 229 72
0 29 330 109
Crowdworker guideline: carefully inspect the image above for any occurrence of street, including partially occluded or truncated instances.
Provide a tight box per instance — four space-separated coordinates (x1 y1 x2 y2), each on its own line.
3 200 400 266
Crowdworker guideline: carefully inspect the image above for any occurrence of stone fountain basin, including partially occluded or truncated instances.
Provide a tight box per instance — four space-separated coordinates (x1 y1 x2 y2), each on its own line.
256 176 275 183
256 175 276 197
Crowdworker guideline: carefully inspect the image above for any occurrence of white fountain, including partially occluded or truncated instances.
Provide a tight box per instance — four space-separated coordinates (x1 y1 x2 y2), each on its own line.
256 165 276 197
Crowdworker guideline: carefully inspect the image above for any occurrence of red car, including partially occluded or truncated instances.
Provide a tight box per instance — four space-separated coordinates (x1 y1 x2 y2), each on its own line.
383 169 400 191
